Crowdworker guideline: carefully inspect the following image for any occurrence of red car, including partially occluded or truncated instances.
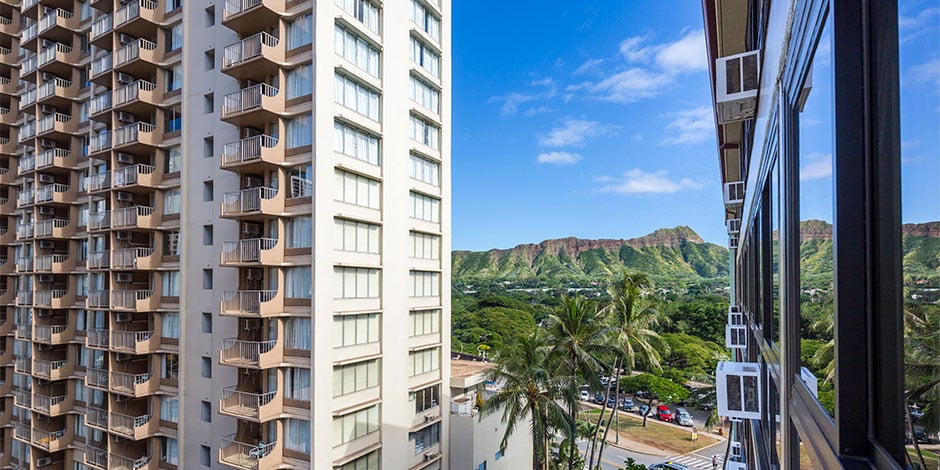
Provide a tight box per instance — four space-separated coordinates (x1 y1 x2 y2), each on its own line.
656 404 674 422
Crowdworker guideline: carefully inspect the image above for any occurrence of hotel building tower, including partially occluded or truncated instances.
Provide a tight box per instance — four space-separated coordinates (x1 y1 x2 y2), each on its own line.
2 0 451 468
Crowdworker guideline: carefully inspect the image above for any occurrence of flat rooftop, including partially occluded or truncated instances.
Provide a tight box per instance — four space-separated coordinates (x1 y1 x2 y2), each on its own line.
450 359 493 389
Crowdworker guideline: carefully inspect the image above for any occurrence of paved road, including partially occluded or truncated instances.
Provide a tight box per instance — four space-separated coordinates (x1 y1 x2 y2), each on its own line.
574 439 664 470
663 441 729 470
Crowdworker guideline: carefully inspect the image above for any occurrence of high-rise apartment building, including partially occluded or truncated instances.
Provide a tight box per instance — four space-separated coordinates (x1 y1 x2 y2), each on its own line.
4 0 451 467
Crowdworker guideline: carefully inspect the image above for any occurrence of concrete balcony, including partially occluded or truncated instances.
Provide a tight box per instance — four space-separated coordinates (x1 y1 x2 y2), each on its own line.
86 407 108 432
89 130 112 155
113 38 162 76
220 290 283 317
0 165 15 185
31 422 72 453
34 254 75 273
219 387 281 422
0 14 17 37
19 88 36 112
112 79 163 115
87 171 111 193
33 322 75 345
16 191 33 209
14 322 31 340
0 256 11 275
85 446 108 470
0 106 15 125
35 183 76 205
109 409 158 441
0 345 10 363
0 225 12 244
109 452 157 470
37 43 81 79
36 113 84 139
33 289 76 309
109 370 157 397
35 147 77 173
36 77 79 111
89 55 112 86
85 367 109 391
220 186 286 220
219 435 280 470
34 218 76 238
38 8 81 39
87 290 110 309
112 122 161 151
15 255 32 273
90 14 112 48
88 211 111 231
32 391 72 417
221 0 284 32
0 289 13 306
86 329 110 349
220 134 284 171
220 238 283 266
14 388 30 408
111 289 158 312
113 0 163 36
15 289 32 306
89 91 111 118
111 247 160 270
111 205 160 229
221 32 286 81
113 163 163 191
88 250 110 270
12 422 29 444
0 315 12 334
219 337 281 369
0 136 17 154
111 329 157 355
221 83 283 128
32 357 74 381
0 75 16 96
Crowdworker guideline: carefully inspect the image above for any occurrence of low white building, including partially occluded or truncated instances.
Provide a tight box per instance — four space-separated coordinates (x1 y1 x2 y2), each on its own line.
449 359 533 470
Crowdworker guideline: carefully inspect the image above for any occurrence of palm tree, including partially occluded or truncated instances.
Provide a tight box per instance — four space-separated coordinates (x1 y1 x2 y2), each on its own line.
546 295 611 470
481 331 573 470
591 271 668 468
904 302 939 470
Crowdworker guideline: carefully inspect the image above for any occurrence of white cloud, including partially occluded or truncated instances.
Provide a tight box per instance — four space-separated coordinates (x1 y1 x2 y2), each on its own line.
537 152 583 165
910 58 940 88
899 7 940 31
568 68 669 103
800 153 832 181
661 107 715 145
573 58 605 75
530 77 556 88
523 106 554 116
618 36 653 62
538 119 618 147
653 30 708 72
487 92 537 116
596 169 704 194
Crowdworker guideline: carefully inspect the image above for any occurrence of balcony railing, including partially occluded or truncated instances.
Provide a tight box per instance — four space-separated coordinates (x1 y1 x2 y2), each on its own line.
114 79 156 107
35 254 68 272
113 122 156 147
36 147 70 169
38 8 72 32
15 255 32 271
91 14 112 40
112 247 155 268
110 370 150 395
31 427 66 449
14 389 31 408
86 367 109 389
32 358 68 379
90 92 112 115
222 83 277 116
112 205 155 227
112 289 153 309
32 393 66 414
114 163 156 188
19 121 35 141
87 407 109 430
220 434 276 470
21 0 38 11
111 330 153 351
110 411 151 438
219 386 277 419
13 422 30 442
221 290 276 314
88 171 112 192
109 453 151 470
114 0 157 27
34 218 70 237
37 113 72 135
90 54 112 77
223 32 278 68
220 338 276 367
221 187 276 215
87 329 110 348
221 134 278 165
33 323 67 342
221 238 276 263
90 131 112 153
114 38 157 67
88 250 111 269
14 355 30 373
18 155 34 174
87 290 111 308
223 0 263 19
88 210 111 230
22 23 38 43
36 183 70 203
38 77 72 100
15 290 32 306
20 56 37 76
86 446 108 469
39 42 72 66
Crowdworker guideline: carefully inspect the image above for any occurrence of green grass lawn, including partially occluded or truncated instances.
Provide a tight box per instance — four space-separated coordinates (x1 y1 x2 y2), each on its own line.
907 447 939 469
579 409 720 454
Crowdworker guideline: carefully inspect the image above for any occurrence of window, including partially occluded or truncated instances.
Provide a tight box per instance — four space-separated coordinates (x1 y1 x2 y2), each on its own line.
285 267 311 299
333 313 380 347
410 271 440 297
163 189 181 214
287 13 312 49
203 181 214 201
201 312 212 333
334 170 380 209
335 25 380 77
201 401 211 422
202 268 213 289
335 73 380 120
334 267 380 299
289 164 312 198
201 356 212 378
409 347 440 376
333 360 379 397
285 418 310 454
166 24 183 52
334 121 380 165
410 115 440 149
410 192 440 222
410 36 440 78
165 230 180 256
410 75 440 113
204 5 214 26
409 422 440 454
410 232 440 260
285 318 311 350
161 397 179 423
495 448 504 461
338 451 379 470
203 93 214 113
166 146 181 173
162 312 179 338
335 0 379 34
165 64 182 92
165 0 181 12
286 114 312 148
203 225 213 245
162 271 180 297
410 0 440 42
285 216 312 248
165 104 182 132
414 384 439 412
200 446 211 466
333 405 380 446
286 64 312 99
409 309 440 336
285 367 311 401
162 353 179 379
410 155 440 186
334 219 380 253
161 437 178 465
204 49 215 70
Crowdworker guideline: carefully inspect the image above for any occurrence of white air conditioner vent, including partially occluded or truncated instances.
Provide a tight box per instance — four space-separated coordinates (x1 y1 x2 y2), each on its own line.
116 191 133 202
38 240 54 249
40 138 56 148
116 72 134 84
117 112 135 123
716 361 762 420
115 273 133 283
116 152 135 164
727 218 741 235
116 231 132 241
716 50 760 123
36 457 53 467
38 206 55 216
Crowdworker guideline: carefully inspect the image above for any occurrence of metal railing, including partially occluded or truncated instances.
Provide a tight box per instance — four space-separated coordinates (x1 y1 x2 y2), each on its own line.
112 205 155 228
15 255 32 271
113 163 156 188
14 389 31 407
88 250 110 269
87 290 110 308
223 32 279 68
32 393 66 414
19 120 35 141
112 247 155 268
91 14 112 40
32 358 67 379
222 134 277 165
113 122 156 147
90 131 112 153
34 289 68 306
114 38 157 67
39 42 72 66
114 79 156 107
85 446 108 469
36 112 72 135
220 387 276 418
39 8 72 32
15 290 32 306
221 290 276 314
86 329 110 348
86 367 109 388
111 330 153 351
220 434 276 469
109 453 151 470
112 289 153 309
90 54 112 77
90 92 112 115
20 56 37 76
31 427 66 449
21 23 38 43
114 0 157 26
110 411 151 438
33 323 67 342
18 155 34 174
222 83 278 116
290 175 312 198
221 238 277 263
36 147 69 169
89 210 111 230
220 338 276 366
35 254 68 272
221 187 277 215
87 171 111 192
110 370 151 395
86 408 109 429
36 183 71 203
34 218 69 237
223 0 263 19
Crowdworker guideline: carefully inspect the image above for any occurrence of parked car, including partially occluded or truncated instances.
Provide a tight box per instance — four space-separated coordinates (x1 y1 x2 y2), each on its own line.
649 462 690 470
656 404 673 422
675 408 694 427
914 429 929 444
638 405 650 417
580 390 591 401
593 393 606 404
620 398 636 412
699 400 715 411
910 406 925 420
607 397 618 409
636 390 650 399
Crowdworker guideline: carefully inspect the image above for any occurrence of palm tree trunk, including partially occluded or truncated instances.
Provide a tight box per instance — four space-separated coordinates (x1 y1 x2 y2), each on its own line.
588 358 621 469
597 376 623 461
906 398 928 470
568 392 577 470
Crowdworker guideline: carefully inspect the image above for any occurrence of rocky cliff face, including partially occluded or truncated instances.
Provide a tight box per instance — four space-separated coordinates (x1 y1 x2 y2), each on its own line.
903 222 940 238
797 220 940 241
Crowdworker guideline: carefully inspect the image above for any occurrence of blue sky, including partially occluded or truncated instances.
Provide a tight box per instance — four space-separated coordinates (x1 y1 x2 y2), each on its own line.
451 1 940 251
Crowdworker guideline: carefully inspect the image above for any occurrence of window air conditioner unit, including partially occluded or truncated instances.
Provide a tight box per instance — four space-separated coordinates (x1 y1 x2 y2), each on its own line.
116 191 133 202
729 236 739 250
118 33 135 45
115 353 131 361
727 218 741 235
728 306 744 325
38 173 55 184
38 274 53 283
40 138 56 148
37 343 51 351
726 463 747 470
40 104 57 115
37 309 51 317
716 50 760 124
38 206 55 216
41 72 57 82
116 72 135 84
115 272 133 283
38 239 54 249
723 181 745 207
244 176 262 188
243 319 261 330
242 222 261 237
716 361 762 420
725 322 747 350
116 231 132 241
116 152 134 164
245 268 262 280
115 312 130 322
117 112 135 123
35 457 53 467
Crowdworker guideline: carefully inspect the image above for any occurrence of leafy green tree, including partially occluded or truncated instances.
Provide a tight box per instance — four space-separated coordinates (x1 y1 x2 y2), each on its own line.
619 373 689 427
905 302 939 436
481 332 572 470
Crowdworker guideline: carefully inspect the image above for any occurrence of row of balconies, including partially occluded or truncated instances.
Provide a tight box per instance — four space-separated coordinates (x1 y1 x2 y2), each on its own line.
86 163 163 193
84 445 158 470
14 218 75 239
85 367 158 398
